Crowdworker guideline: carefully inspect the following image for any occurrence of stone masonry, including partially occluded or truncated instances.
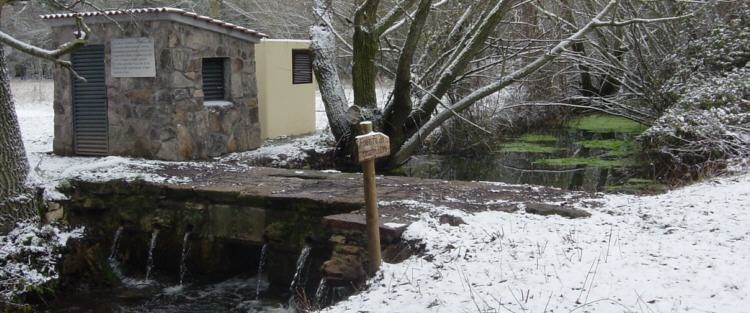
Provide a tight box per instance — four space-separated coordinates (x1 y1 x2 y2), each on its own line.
51 17 262 160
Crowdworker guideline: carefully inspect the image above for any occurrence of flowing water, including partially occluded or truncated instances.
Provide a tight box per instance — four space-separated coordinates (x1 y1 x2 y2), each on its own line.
289 245 312 293
405 114 665 193
255 243 269 299
145 229 159 281
313 277 348 309
109 226 124 261
314 278 328 306
179 231 191 285
53 236 290 312
51 276 290 313
288 245 312 309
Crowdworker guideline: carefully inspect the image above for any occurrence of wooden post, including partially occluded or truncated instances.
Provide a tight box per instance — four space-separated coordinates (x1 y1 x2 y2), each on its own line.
356 121 389 273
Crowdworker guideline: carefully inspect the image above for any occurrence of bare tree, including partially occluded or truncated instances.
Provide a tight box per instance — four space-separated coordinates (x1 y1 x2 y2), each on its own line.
310 0 692 168
0 0 89 232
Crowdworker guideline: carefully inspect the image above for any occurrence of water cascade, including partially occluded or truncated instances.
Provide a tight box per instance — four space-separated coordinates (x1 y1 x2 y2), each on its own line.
255 243 269 299
145 229 160 281
109 226 124 261
314 277 329 306
179 231 191 285
288 244 312 307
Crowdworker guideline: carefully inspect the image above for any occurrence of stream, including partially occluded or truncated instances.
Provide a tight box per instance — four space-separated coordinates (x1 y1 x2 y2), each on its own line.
405 114 664 193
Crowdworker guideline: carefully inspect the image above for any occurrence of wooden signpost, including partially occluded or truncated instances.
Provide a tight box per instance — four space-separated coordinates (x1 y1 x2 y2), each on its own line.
355 121 390 273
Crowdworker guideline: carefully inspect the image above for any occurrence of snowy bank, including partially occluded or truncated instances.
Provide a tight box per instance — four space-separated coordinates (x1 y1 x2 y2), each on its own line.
326 173 750 313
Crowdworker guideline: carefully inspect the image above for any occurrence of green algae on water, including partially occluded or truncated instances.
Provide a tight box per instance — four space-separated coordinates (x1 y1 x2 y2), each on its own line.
499 142 559 153
518 134 558 143
533 157 628 167
567 114 647 133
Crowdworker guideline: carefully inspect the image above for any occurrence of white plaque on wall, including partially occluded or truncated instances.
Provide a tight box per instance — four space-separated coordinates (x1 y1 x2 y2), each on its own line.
110 37 156 78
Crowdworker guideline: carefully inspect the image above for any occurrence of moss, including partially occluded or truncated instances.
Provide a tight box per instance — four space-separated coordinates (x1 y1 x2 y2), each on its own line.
265 202 323 249
518 134 558 142
499 142 560 153
533 157 628 167
567 114 647 133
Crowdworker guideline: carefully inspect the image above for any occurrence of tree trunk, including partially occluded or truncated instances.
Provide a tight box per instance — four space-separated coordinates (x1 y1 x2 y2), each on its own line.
310 1 351 141
382 0 433 153
0 44 37 232
351 3 380 113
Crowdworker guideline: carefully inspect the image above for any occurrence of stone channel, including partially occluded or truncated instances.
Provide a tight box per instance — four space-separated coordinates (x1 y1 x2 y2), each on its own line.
49 166 591 307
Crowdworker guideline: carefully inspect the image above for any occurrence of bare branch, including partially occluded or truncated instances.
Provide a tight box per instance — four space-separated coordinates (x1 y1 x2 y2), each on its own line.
591 13 695 27
0 15 89 81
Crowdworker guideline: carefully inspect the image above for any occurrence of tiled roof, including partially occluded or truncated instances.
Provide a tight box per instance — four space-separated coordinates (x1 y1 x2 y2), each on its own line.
40 7 268 38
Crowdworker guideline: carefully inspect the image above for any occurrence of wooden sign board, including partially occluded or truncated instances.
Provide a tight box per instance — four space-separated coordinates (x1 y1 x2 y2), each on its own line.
356 132 390 162
111 37 156 78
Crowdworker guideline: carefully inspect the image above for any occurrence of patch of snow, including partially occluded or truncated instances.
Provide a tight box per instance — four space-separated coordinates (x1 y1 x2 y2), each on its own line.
383 222 406 229
0 221 84 301
218 132 333 167
327 173 750 313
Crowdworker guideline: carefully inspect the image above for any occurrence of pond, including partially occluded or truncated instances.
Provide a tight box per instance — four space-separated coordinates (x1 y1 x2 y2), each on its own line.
404 114 666 193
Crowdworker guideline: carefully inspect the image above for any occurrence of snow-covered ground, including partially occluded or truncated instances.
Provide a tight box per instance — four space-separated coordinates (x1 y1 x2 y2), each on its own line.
326 174 750 313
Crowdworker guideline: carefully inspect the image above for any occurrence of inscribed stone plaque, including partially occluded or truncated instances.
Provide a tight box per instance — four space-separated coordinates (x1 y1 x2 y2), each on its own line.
356 132 390 162
111 37 156 77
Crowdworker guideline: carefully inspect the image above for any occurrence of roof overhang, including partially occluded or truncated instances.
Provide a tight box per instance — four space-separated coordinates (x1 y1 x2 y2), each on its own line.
41 8 268 43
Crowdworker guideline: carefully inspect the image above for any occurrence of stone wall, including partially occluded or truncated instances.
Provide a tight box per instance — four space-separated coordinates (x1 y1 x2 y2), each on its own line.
52 19 261 160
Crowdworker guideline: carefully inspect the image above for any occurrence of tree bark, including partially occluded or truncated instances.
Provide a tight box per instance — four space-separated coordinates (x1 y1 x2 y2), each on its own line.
0 44 36 232
351 1 380 112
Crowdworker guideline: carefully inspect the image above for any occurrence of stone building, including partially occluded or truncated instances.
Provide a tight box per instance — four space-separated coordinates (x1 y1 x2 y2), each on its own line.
43 8 316 160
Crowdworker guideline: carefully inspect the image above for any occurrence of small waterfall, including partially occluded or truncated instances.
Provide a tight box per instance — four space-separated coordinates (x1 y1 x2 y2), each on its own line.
289 244 312 292
314 277 329 306
179 231 191 285
145 229 160 281
288 244 312 308
109 226 124 262
255 243 269 300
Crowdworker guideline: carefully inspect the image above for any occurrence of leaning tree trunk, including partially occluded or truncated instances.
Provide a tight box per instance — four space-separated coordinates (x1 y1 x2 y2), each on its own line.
0 45 37 233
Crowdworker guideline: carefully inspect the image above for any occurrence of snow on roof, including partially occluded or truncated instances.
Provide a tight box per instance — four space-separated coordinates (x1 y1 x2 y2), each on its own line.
40 7 268 39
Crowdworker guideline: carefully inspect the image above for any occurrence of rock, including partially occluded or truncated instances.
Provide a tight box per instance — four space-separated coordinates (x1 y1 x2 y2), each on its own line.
322 214 408 243
382 242 413 263
329 234 347 244
439 214 466 226
524 203 591 218
321 254 366 283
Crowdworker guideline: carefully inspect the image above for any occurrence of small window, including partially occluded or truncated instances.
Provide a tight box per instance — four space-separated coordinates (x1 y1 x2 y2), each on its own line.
292 50 313 84
202 58 226 100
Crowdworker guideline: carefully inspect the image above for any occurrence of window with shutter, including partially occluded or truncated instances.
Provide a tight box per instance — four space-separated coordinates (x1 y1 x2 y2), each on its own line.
202 58 226 100
292 50 313 84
